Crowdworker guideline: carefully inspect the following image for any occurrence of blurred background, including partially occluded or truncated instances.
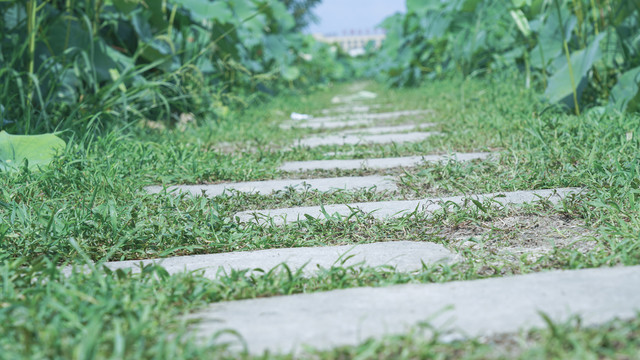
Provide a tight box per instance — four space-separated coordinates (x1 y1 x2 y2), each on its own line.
1 0 638 135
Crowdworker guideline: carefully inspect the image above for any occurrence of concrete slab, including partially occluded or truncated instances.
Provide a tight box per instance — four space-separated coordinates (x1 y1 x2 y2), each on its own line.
280 118 373 130
331 91 378 103
296 132 440 148
279 152 494 172
320 105 380 114
235 188 581 225
191 265 640 355
339 123 435 135
304 110 433 124
79 241 457 278
146 175 397 197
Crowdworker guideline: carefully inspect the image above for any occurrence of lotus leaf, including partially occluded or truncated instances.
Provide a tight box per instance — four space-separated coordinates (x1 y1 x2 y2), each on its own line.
544 33 605 108
611 66 640 113
0 131 66 172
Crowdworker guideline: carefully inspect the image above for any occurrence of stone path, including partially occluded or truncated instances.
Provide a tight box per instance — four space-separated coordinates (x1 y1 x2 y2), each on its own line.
86 241 457 278
145 175 397 197
303 110 432 123
279 152 493 172
320 104 381 114
192 265 640 355
295 131 440 148
236 188 580 225
282 110 433 130
331 90 378 103
134 90 634 356
339 123 434 135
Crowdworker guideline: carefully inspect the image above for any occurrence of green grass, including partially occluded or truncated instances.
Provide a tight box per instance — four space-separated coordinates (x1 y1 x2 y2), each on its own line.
1 76 640 358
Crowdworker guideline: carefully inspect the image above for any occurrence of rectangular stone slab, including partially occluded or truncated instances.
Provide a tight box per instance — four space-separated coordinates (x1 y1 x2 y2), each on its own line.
320 105 380 114
301 110 433 124
280 118 374 130
74 241 457 278
279 152 494 172
190 265 640 355
145 175 397 197
296 132 440 148
235 188 581 225
339 123 435 135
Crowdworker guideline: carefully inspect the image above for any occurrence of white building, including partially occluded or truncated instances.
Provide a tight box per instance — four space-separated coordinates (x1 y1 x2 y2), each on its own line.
313 33 386 56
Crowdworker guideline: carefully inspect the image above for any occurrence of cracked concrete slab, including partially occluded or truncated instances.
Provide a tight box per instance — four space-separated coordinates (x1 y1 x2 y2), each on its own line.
279 152 494 172
295 132 440 148
190 265 640 355
72 241 457 278
235 188 581 225
146 175 396 197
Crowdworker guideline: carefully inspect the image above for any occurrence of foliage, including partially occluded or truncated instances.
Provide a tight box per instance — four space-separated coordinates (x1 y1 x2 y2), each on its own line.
282 0 322 30
0 0 352 135
373 0 640 114
2 78 640 357
0 130 66 172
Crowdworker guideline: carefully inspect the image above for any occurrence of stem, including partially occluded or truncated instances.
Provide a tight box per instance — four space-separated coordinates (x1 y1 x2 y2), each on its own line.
570 0 585 46
590 0 599 35
25 0 38 133
524 50 531 89
563 41 581 115
554 0 581 115
26 0 36 102
537 36 548 88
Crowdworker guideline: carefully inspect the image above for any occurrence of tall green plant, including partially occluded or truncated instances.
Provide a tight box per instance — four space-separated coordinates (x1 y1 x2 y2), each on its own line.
373 0 640 113
0 0 353 135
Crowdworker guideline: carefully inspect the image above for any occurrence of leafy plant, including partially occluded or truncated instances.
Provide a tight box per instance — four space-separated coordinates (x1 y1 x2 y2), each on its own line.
373 0 640 113
0 0 353 135
0 130 65 172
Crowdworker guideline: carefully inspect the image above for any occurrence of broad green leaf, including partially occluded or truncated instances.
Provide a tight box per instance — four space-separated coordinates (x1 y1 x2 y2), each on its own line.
281 66 300 81
610 66 640 112
511 0 531 8
544 33 605 108
170 0 232 22
510 10 531 37
113 0 140 13
0 131 66 172
406 0 441 16
266 0 295 31
2 3 26 30
460 0 483 12
145 0 168 29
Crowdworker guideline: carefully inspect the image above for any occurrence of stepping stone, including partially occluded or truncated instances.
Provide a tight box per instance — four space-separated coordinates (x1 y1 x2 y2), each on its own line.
320 104 380 114
339 123 434 135
331 91 378 103
295 132 440 149
279 152 494 172
79 241 457 278
191 265 640 355
280 118 373 130
146 175 397 197
235 188 581 225
281 111 433 130
303 110 433 124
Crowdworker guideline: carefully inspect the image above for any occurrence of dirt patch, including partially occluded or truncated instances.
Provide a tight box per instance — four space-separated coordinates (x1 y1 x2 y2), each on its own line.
443 213 598 260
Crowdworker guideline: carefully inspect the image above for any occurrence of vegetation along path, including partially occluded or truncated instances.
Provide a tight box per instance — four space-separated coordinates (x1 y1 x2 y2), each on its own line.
143 82 639 356
57 81 638 357
3 0 640 357
3 76 640 358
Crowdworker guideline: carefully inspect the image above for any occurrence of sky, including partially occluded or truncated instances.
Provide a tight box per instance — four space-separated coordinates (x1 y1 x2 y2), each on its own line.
305 0 406 36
